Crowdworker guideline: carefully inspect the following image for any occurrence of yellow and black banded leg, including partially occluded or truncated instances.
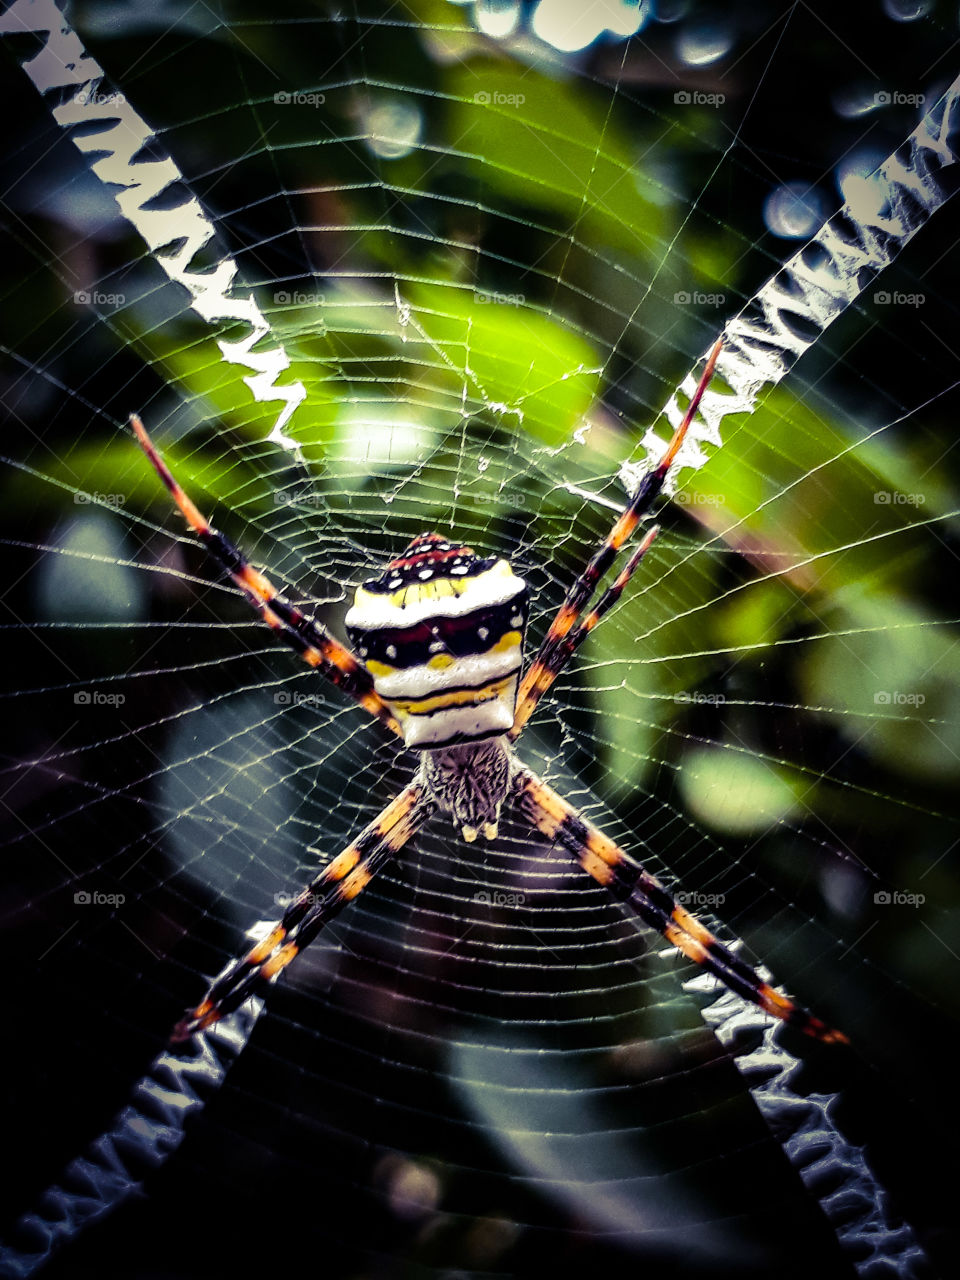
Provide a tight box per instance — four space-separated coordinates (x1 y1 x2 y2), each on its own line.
510 337 723 740
171 782 430 1042
131 415 400 737
512 768 848 1045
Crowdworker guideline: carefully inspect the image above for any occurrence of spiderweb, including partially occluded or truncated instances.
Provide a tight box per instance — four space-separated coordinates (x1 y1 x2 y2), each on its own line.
1 2 959 1277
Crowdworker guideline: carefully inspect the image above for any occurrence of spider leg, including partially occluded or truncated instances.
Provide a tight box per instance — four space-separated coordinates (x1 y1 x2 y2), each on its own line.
131 415 400 736
172 781 432 1041
512 767 848 1045
510 337 722 740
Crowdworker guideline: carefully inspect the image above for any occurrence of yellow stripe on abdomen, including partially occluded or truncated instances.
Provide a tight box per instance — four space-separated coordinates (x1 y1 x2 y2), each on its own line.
390 674 515 716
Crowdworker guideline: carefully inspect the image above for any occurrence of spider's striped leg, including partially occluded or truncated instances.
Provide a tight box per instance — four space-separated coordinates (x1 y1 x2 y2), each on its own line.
510 337 723 740
510 525 659 739
512 767 848 1045
131 415 400 737
172 782 431 1042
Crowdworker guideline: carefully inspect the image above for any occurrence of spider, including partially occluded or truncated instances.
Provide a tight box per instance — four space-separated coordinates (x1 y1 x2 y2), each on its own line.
130 335 847 1048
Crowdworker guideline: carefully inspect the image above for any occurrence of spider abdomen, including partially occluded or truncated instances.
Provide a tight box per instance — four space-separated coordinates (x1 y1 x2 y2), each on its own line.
345 533 529 749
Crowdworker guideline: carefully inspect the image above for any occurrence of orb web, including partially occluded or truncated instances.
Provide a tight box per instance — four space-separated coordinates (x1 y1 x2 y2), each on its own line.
1 3 958 1277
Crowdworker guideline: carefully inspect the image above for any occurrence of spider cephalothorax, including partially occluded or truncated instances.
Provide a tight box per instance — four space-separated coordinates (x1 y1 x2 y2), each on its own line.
419 738 516 842
344 531 529 750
